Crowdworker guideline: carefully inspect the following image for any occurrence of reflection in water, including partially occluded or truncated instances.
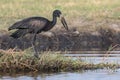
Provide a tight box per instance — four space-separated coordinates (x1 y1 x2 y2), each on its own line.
0 69 120 80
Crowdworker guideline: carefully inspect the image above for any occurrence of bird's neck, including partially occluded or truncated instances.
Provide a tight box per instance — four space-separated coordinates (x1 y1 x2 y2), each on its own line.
51 15 57 26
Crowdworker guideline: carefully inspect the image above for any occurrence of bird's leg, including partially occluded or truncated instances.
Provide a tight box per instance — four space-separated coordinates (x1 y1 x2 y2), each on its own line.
31 33 39 58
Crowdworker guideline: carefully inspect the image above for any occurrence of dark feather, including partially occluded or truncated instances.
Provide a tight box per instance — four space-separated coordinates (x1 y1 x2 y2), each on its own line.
10 29 28 38
8 17 49 31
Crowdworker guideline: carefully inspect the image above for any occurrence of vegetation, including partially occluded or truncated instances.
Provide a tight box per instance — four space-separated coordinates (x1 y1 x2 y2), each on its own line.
0 0 119 31
0 0 120 73
0 49 119 73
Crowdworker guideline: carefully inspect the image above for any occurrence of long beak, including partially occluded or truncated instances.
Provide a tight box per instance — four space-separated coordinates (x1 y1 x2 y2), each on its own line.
60 15 69 31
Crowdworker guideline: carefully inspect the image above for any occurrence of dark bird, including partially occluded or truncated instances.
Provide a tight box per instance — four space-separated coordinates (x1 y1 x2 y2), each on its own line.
8 10 69 58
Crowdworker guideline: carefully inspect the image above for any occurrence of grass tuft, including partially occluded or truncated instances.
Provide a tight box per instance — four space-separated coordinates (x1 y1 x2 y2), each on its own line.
0 50 119 73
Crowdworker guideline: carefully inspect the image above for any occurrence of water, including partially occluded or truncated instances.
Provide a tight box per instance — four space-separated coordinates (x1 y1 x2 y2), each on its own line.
64 53 120 64
81 57 120 64
0 69 120 80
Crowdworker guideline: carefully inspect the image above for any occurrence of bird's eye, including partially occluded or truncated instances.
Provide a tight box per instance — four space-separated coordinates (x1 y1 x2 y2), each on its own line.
58 14 60 17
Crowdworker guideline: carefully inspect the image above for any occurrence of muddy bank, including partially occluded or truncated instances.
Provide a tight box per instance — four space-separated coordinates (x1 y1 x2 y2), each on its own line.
0 27 120 51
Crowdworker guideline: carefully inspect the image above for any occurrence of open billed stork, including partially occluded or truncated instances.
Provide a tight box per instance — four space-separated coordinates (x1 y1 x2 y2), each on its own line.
8 10 69 58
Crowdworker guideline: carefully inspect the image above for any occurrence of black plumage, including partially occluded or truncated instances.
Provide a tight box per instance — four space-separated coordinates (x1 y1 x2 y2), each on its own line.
8 10 69 58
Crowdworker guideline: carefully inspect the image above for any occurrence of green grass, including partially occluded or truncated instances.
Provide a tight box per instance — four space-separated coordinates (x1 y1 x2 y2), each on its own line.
0 50 119 73
0 0 120 31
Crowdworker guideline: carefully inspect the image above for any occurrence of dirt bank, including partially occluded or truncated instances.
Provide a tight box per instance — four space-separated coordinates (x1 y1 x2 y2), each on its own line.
0 26 120 51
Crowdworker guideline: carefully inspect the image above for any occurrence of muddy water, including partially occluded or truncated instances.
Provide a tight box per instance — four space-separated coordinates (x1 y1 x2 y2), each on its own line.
0 69 120 80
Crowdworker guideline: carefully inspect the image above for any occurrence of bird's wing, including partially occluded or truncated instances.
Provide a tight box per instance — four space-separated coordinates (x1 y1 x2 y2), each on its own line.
27 18 48 29
8 17 49 30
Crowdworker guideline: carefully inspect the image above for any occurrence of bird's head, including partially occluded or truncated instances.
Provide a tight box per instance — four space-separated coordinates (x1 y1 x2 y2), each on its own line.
53 10 62 17
53 10 69 31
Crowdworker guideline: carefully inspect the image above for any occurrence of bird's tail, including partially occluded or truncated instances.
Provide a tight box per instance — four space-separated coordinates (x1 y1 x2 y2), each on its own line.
10 29 28 38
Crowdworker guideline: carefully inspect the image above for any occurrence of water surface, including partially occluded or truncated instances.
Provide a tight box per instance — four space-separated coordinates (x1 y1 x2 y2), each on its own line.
0 69 120 80
64 53 120 64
